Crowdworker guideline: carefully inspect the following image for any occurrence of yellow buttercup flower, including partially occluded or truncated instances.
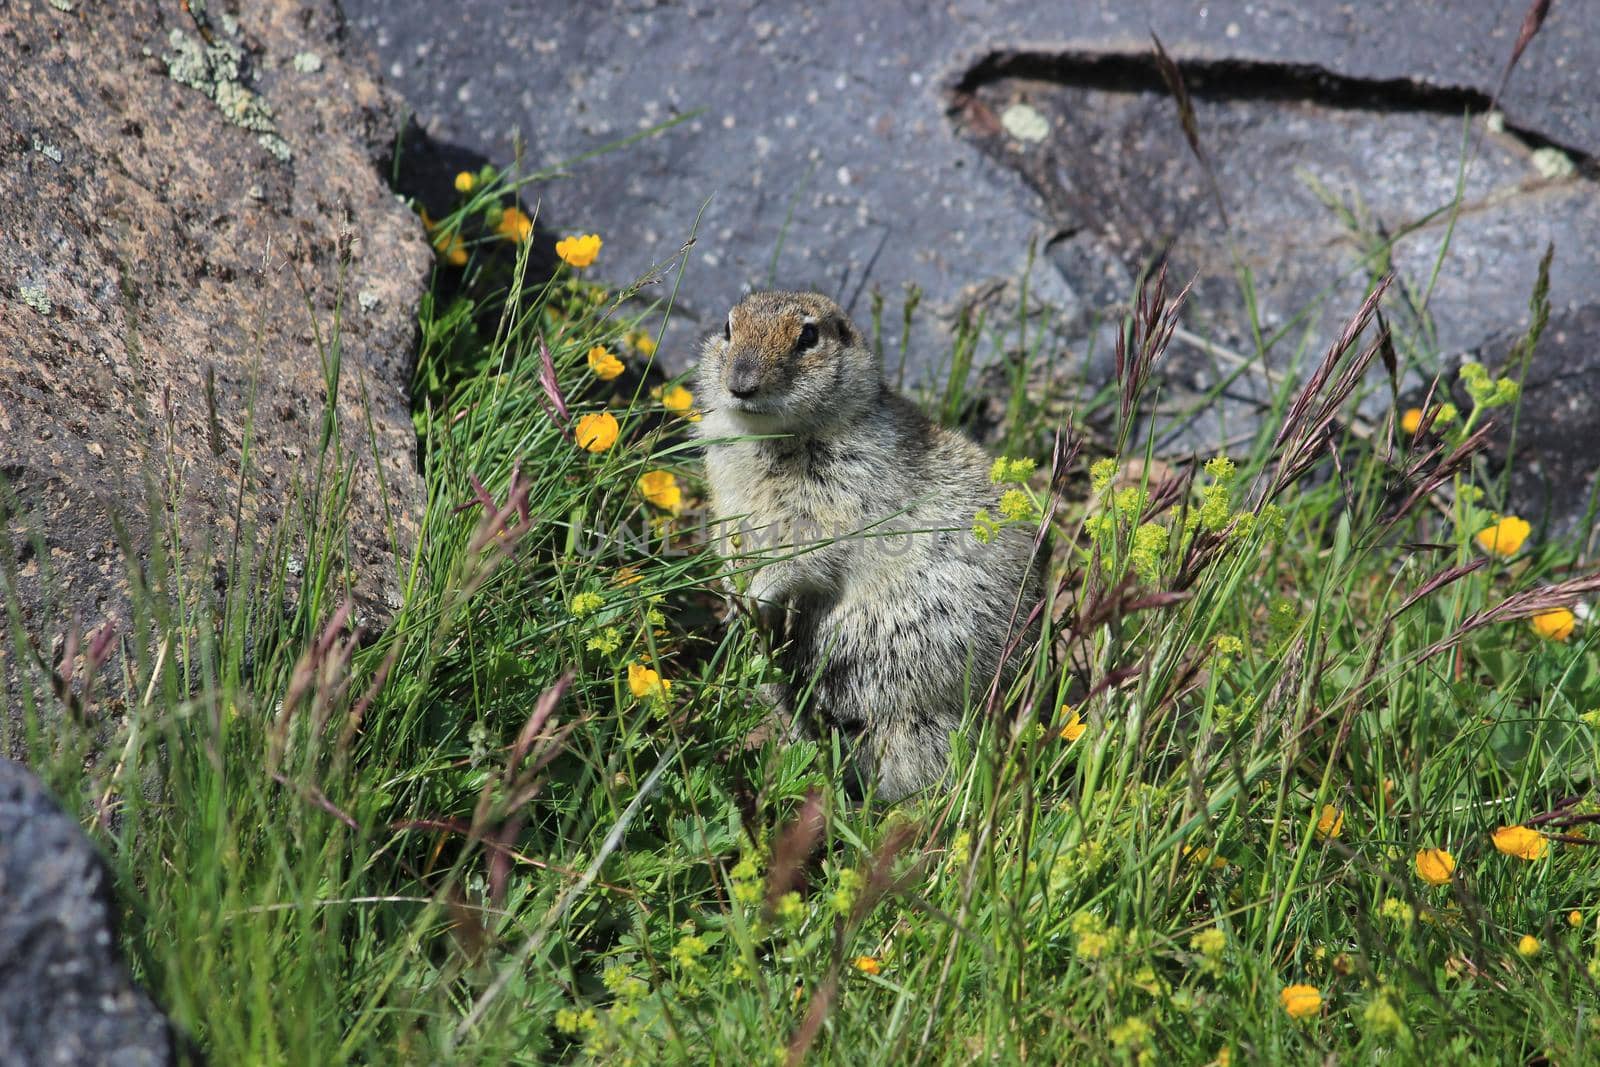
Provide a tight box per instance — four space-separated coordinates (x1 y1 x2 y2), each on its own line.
1415 848 1456 886
627 662 670 700
852 956 882 975
1569 910 1583 928
587 345 624 381
1530 608 1576 641
638 470 682 513
454 170 476 194
495 205 533 243
1517 934 1541 958
1399 407 1424 435
661 385 701 421
1280 983 1322 1019
556 233 602 267
432 228 467 267
629 330 658 357
1059 705 1086 742
1491 825 1550 861
575 411 619 453
1315 804 1344 840
612 566 643 587
1475 514 1530 558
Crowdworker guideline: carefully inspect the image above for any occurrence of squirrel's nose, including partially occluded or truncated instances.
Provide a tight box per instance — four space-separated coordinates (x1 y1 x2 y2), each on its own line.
727 354 760 398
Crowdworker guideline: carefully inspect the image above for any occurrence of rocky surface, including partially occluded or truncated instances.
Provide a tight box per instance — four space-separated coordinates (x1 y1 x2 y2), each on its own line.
349 0 1598 540
1 0 430 727
0 758 174 1065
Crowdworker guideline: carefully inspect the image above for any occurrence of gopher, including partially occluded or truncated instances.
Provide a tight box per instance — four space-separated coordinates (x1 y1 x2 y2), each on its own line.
696 290 1040 801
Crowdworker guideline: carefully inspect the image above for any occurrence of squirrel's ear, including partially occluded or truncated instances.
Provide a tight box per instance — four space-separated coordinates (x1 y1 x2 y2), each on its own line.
835 317 854 346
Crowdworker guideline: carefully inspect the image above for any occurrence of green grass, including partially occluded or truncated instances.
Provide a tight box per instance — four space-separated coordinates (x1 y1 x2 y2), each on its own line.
5 160 1600 1066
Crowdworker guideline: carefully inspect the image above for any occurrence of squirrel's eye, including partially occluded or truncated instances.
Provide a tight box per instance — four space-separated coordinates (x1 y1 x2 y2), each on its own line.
796 323 819 351
724 317 732 342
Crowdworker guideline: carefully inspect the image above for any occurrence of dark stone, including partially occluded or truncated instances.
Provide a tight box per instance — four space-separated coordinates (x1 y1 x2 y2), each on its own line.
0 758 174 1066
0 0 431 736
348 0 1599 536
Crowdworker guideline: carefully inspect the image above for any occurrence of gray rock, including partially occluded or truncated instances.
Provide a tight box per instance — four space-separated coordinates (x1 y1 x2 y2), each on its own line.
0 0 431 734
0 759 173 1066
349 0 1598 536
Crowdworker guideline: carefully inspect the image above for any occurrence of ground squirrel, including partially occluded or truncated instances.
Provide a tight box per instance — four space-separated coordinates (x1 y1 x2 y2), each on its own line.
696 291 1041 802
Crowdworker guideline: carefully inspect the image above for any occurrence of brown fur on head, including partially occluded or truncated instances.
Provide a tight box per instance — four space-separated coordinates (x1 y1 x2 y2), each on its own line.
698 291 880 433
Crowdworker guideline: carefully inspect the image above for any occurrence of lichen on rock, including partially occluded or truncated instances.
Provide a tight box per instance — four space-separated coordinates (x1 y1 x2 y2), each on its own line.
163 24 290 161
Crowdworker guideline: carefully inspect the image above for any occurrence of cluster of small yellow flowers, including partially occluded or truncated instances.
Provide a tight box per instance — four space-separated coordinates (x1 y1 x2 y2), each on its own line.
1517 934 1542 958
575 411 620 453
1280 983 1322 1020
991 456 1036 484
1461 360 1520 411
1415 848 1456 885
1492 824 1550 861
1059 704 1086 742
637 470 682 513
587 345 625 381
601 965 649 1026
1530 608 1576 641
774 891 806 927
729 854 765 907
1379 897 1415 927
973 457 1040 543
1474 514 1530 557
1090 458 1119 494
555 1006 600 1035
1314 803 1344 840
1189 927 1227 976
1107 1017 1153 1053
1182 844 1230 871
496 206 533 244
1192 456 1236 532
586 628 621 654
1128 521 1169 582
627 662 670 701
556 233 603 267
1070 911 1120 960
829 867 864 915
1362 987 1406 1038
1211 633 1245 672
852 955 882 976
669 933 708 971
569 591 605 617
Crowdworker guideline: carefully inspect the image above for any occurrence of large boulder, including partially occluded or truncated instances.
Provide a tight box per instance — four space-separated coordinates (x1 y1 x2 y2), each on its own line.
349 0 1599 540
1 0 431 729
0 758 174 1065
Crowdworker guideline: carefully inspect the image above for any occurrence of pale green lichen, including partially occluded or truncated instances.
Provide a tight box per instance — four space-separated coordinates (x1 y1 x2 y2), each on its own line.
357 290 381 312
292 51 324 74
47 0 75 12
20 285 53 316
31 134 62 164
163 25 291 162
1531 146 1576 180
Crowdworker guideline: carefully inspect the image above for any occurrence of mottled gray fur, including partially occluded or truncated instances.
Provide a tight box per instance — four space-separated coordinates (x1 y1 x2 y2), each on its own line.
696 291 1040 801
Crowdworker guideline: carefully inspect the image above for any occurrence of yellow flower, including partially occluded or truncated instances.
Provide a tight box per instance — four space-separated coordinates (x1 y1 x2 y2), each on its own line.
1491 825 1550 861
627 662 670 700
661 384 699 421
853 956 882 975
1399 407 1424 435
629 330 657 357
1530 608 1576 641
1059 705 1086 742
575 411 619 453
1517 934 1541 958
1415 848 1456 886
454 170 476 194
555 232 602 267
569 591 604 617
432 228 467 267
1475 514 1530 558
587 345 625 381
1315 804 1344 840
1569 910 1584 928
612 566 643 587
638 470 682 513
496 205 533 243
1215 1048 1231 1067
1280 983 1322 1019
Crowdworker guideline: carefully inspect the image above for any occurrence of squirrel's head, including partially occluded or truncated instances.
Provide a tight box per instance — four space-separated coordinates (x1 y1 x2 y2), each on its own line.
698 291 879 433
